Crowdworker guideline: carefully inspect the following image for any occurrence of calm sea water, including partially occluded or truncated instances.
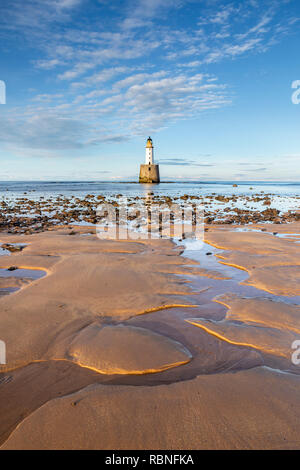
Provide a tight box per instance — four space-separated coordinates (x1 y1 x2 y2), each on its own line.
0 181 299 198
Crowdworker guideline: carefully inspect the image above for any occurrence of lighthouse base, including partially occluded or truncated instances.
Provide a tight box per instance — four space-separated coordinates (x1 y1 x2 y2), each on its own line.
139 164 160 184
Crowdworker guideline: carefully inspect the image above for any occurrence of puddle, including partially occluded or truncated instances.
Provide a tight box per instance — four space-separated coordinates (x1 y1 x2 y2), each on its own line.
0 267 46 297
184 241 246 282
0 243 27 255
0 268 46 280
232 227 300 241
275 233 300 243
0 287 18 296
178 238 300 307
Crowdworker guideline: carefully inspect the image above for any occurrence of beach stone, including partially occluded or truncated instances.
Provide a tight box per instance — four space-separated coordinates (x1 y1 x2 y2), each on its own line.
67 324 192 375
1 244 25 253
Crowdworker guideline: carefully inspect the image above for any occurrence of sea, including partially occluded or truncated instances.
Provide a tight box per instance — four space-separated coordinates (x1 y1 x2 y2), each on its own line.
0 180 299 197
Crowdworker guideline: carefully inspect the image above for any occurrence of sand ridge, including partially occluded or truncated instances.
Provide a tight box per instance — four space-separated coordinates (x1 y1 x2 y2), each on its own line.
205 223 300 296
186 295 300 374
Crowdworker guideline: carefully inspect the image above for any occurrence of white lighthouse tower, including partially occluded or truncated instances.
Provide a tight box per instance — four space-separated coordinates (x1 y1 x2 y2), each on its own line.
139 136 160 183
145 136 154 164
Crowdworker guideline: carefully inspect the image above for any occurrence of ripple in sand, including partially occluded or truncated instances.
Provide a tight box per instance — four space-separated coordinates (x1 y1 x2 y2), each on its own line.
186 294 300 374
67 324 192 375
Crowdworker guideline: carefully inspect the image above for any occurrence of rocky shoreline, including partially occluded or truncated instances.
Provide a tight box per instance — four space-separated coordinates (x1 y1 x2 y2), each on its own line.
0 192 299 234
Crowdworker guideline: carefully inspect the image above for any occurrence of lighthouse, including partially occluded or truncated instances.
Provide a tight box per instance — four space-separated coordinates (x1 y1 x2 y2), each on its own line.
145 136 154 164
139 136 160 183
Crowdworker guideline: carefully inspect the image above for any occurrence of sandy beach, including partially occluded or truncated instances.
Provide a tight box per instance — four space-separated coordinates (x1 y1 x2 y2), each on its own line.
1 0 300 452
0 220 299 449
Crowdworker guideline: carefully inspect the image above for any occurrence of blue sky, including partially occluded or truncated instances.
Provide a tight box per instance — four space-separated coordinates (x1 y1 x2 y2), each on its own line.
0 0 299 181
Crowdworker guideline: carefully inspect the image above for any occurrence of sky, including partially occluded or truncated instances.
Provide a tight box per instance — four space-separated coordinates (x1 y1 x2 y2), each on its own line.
0 0 299 181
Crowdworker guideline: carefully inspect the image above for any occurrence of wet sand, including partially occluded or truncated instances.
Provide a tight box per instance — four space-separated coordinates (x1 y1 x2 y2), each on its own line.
0 222 299 449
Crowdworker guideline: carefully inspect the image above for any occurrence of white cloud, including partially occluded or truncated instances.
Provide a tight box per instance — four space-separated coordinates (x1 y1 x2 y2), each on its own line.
36 59 62 70
58 62 95 80
121 0 184 29
0 0 82 34
1 69 230 152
